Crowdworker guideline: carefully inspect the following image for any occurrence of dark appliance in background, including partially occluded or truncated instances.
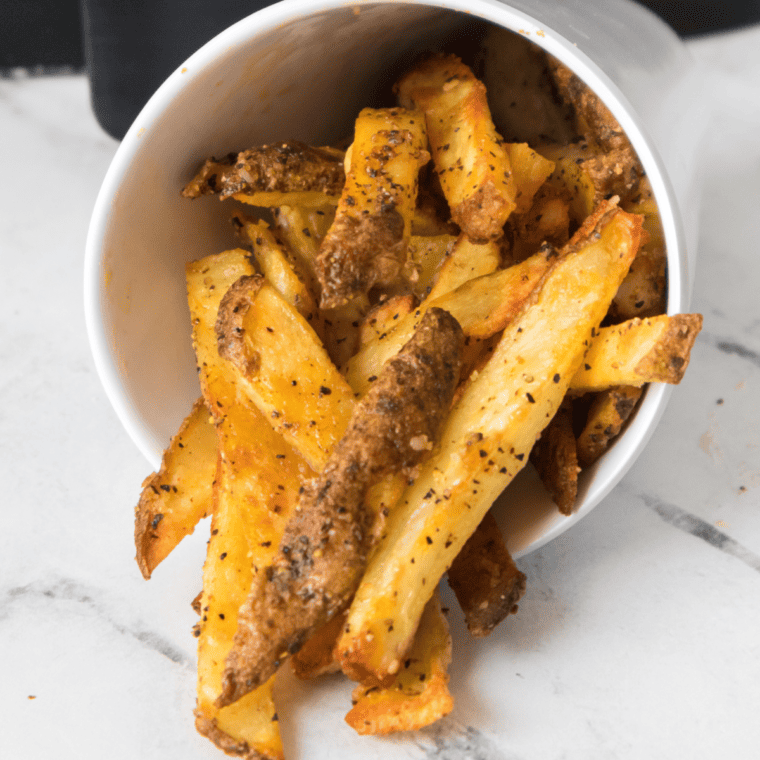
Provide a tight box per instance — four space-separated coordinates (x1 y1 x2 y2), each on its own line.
2 0 760 140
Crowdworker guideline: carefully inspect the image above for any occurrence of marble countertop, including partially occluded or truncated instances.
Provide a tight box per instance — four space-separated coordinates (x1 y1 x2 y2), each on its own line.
2 22 759 760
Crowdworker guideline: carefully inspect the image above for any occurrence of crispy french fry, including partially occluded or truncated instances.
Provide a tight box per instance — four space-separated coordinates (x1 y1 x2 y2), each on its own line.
569 313 703 394
233 214 324 340
530 402 579 515
576 385 643 467
321 295 370 369
337 202 642 686
272 204 336 291
290 610 347 680
507 184 571 263
446 511 526 637
506 142 555 215
214 276 356 472
134 397 216 579
317 108 429 308
426 234 501 301
401 234 456 297
359 295 417 346
182 142 345 201
612 177 667 320
217 309 463 705
187 249 314 759
345 591 453 734
396 54 516 242
343 249 552 395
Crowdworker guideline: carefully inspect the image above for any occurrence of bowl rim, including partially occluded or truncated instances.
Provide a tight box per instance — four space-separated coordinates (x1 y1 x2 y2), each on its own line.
84 0 689 556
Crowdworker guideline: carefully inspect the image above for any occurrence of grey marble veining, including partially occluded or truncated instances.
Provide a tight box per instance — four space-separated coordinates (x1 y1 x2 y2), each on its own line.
1 24 760 760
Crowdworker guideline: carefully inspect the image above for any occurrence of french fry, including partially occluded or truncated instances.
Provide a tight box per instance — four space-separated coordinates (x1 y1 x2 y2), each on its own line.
214 276 356 472
530 402 579 515
187 249 314 759
396 54 516 242
337 202 642 686
358 295 417 346
182 142 345 202
217 309 463 705
576 385 644 467
316 108 429 308
343 249 553 395
345 591 453 734
446 511 526 637
290 610 347 680
233 214 323 337
569 313 703 394
134 397 216 579
320 295 371 369
272 204 336 291
401 234 456 297
426 234 501 301
505 142 555 215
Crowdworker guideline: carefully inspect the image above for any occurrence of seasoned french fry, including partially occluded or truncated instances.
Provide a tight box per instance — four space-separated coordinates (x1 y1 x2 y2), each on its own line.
317 108 429 308
426 234 501 301
182 142 345 201
272 204 336 291
187 250 314 760
446 511 526 637
569 313 703 394
134 397 216 579
217 309 463 705
214 276 356 472
344 249 553 395
359 295 417 346
345 591 453 734
396 54 516 242
530 402 579 515
337 203 642 686
576 385 643 467
290 610 347 680
401 234 456 297
233 214 323 338
506 142 555 215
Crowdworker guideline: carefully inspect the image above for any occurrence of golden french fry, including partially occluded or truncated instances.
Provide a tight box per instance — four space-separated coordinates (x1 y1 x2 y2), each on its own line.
233 214 322 332
337 202 642 686
396 54 516 242
358 295 417 347
182 142 345 201
569 313 703 394
401 234 456 297
344 249 552 395
446 510 526 637
576 385 644 467
134 397 216 579
426 234 501 301
317 108 429 308
345 591 453 735
187 249 314 760
214 276 356 472
530 402 579 515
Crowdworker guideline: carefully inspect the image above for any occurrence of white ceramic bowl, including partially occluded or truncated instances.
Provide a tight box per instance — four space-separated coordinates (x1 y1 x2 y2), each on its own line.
85 0 704 557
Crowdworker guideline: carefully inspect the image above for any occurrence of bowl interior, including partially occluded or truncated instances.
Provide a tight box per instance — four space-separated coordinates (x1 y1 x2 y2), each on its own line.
85 0 688 557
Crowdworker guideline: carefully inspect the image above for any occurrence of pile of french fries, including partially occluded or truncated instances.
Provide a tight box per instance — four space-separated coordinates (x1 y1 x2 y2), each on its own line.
134 45 702 759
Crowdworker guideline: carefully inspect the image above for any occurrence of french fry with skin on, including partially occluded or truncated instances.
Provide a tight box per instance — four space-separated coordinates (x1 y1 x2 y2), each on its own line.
337 202 643 686
343 249 553 395
217 308 463 706
345 590 453 734
181 142 345 205
187 249 314 759
569 313 703 394
316 107 429 308
396 55 516 243
134 397 216 579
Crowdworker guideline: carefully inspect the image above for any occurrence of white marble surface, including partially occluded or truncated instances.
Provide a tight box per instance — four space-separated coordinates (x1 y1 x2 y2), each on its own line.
2 23 760 760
